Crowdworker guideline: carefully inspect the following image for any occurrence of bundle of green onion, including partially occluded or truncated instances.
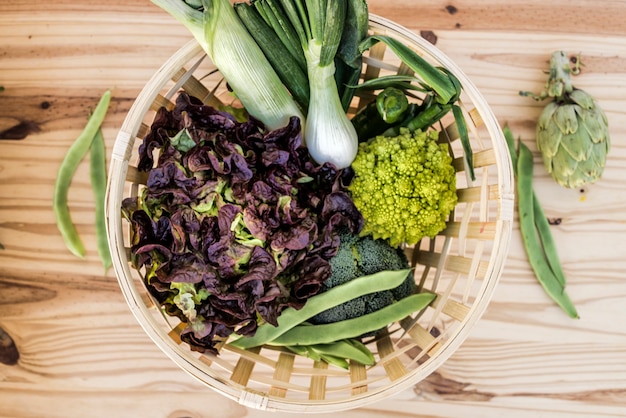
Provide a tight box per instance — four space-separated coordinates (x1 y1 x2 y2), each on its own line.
153 0 368 168
152 0 474 174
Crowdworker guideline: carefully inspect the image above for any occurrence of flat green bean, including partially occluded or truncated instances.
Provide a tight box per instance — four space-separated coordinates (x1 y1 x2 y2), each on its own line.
89 126 112 271
503 125 518 170
315 353 349 369
53 90 111 258
286 345 348 368
532 193 567 287
230 269 412 349
310 340 374 366
502 125 578 318
516 141 579 318
269 292 436 346
285 339 375 369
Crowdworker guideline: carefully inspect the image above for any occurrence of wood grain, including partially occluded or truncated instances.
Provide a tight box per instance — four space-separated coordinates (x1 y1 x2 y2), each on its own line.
1 1 626 417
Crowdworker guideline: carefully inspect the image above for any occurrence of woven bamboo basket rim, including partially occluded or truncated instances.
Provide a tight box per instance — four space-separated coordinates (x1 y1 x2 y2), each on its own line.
105 14 515 413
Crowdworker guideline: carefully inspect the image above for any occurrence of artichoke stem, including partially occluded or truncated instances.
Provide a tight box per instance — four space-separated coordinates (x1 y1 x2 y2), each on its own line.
546 51 575 98
519 51 580 102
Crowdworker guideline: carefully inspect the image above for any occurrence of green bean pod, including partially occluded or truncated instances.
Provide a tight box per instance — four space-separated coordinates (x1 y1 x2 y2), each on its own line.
504 125 575 315
230 269 412 349
312 340 374 366
315 353 349 369
532 193 567 287
284 339 375 368
405 101 450 132
89 127 112 272
268 292 436 346
53 90 111 258
516 141 579 318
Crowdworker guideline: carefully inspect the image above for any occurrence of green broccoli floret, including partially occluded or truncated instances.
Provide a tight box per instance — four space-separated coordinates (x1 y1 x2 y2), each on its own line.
348 128 458 247
310 230 416 331
355 234 409 275
323 239 359 288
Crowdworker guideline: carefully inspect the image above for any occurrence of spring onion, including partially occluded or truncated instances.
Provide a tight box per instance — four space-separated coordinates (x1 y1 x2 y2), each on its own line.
238 0 359 169
151 0 304 130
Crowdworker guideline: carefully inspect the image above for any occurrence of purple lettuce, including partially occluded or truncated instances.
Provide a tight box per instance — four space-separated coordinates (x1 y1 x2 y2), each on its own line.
124 92 362 354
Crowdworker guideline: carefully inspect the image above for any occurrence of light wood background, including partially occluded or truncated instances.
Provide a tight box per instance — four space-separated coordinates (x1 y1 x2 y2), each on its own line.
1 1 625 417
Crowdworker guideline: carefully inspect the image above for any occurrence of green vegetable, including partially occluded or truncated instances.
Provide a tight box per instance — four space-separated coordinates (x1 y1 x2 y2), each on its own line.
349 128 458 247
503 125 579 319
376 86 409 124
170 282 210 325
357 36 475 181
151 0 304 130
334 0 369 110
252 0 307 71
520 51 610 188
53 90 111 258
310 229 415 327
359 35 457 104
234 2 310 110
89 126 112 271
269 292 436 346
285 339 375 368
351 91 418 141
229 268 412 349
240 0 359 169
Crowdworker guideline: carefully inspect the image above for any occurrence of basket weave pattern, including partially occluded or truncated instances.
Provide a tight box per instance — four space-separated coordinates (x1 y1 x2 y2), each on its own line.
106 15 514 412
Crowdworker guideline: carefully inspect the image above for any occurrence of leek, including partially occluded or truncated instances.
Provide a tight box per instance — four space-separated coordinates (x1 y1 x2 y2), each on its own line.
151 0 304 130
243 0 359 169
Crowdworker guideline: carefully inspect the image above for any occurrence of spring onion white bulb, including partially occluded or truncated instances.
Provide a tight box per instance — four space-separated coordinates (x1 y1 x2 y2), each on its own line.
304 41 358 169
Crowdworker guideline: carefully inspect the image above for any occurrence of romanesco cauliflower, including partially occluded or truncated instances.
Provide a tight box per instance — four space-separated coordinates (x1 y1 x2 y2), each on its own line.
348 128 457 247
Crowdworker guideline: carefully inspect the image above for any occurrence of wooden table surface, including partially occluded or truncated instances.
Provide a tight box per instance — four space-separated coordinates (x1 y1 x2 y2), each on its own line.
1 1 625 417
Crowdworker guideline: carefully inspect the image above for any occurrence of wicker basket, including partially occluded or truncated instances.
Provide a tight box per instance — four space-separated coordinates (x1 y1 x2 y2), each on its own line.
105 14 514 413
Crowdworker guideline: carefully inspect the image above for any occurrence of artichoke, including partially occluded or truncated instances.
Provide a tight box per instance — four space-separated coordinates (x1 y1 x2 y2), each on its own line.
522 51 610 188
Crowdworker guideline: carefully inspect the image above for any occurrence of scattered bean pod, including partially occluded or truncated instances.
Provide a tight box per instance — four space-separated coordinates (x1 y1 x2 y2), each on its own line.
89 126 112 271
53 90 111 258
503 125 578 318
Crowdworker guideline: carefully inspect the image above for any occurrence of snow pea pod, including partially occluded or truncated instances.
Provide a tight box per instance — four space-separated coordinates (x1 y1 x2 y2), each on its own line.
269 292 436 346
53 90 111 258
